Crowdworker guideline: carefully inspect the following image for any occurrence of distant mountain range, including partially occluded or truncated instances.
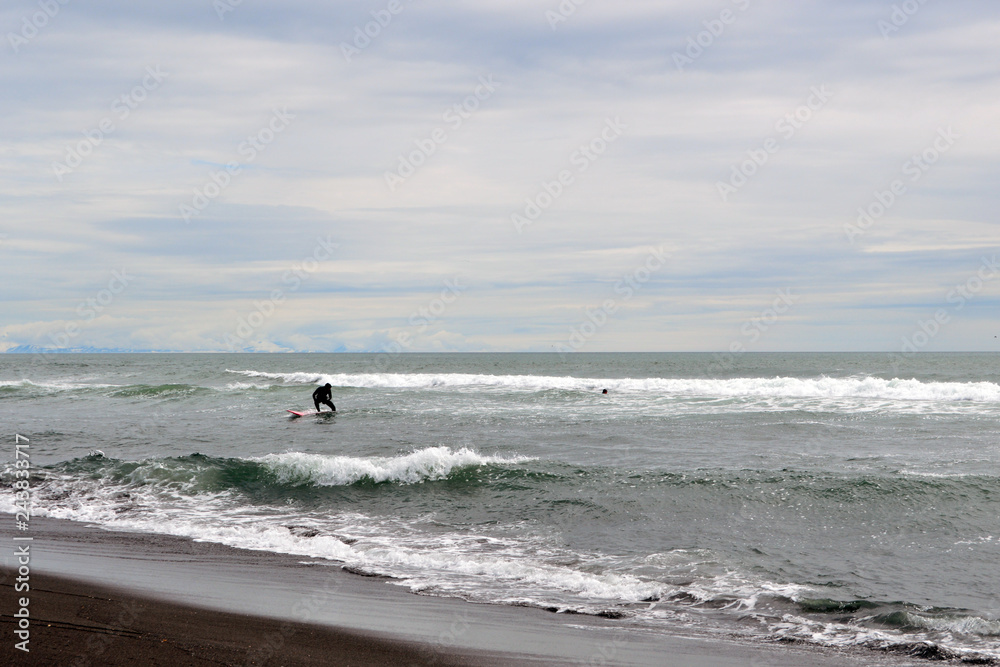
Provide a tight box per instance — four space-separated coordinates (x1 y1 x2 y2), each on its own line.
3 345 352 354
4 345 159 354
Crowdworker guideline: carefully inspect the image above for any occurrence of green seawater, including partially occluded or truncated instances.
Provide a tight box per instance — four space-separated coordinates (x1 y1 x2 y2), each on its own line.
2 352 999 661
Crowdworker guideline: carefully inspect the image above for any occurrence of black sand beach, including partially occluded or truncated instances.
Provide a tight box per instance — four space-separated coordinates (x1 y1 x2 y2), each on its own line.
0 517 925 666
3 568 493 666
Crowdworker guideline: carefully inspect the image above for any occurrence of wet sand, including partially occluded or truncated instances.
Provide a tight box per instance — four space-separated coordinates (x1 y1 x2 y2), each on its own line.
1 517 919 666
2 568 504 666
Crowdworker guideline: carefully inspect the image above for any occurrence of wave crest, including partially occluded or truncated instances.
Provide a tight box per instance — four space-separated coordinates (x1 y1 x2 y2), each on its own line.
255 447 533 487
227 370 1000 403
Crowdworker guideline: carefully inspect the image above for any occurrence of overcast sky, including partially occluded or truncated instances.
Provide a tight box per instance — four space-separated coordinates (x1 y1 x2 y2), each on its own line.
1 0 998 354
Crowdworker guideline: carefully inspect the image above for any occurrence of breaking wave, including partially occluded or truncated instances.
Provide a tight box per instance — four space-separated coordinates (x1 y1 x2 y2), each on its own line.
255 447 534 486
227 370 1000 405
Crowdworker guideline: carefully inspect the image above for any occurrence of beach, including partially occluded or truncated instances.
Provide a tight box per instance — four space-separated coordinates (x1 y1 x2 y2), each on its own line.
2 516 918 666
6 0 999 661
4 567 482 666
2 352 999 664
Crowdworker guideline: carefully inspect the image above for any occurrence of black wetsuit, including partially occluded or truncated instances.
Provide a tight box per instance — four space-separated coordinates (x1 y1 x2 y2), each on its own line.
312 386 336 412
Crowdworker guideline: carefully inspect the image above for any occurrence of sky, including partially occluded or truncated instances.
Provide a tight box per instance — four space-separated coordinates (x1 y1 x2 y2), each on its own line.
1 0 998 354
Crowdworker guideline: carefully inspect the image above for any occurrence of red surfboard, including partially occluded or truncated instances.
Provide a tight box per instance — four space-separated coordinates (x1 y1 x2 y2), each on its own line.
287 410 334 417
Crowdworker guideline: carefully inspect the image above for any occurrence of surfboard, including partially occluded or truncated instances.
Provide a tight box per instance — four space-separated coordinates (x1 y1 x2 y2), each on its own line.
287 409 334 417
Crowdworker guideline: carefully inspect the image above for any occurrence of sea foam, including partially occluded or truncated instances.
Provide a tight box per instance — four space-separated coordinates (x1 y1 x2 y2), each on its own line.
227 370 1000 403
254 447 533 486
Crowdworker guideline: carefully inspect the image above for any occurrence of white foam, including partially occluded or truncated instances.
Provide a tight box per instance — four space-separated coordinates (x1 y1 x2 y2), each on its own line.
899 470 974 479
901 611 1000 637
676 571 813 612
5 473 998 661
223 381 274 390
226 370 1000 404
254 447 533 486
355 544 665 602
0 378 117 391
767 612 999 661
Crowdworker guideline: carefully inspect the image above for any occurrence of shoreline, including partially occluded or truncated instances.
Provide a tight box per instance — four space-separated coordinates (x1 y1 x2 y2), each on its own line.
1 516 921 666
2 568 497 666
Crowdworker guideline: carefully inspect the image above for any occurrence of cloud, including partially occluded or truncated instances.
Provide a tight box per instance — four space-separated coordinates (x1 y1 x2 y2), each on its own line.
2 1 999 353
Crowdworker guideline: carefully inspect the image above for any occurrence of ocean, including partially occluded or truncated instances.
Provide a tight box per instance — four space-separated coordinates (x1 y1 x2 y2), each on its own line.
2 352 999 662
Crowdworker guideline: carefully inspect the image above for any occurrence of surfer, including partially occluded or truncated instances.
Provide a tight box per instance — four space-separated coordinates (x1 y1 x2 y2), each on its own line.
602 388 608 394
312 383 336 412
